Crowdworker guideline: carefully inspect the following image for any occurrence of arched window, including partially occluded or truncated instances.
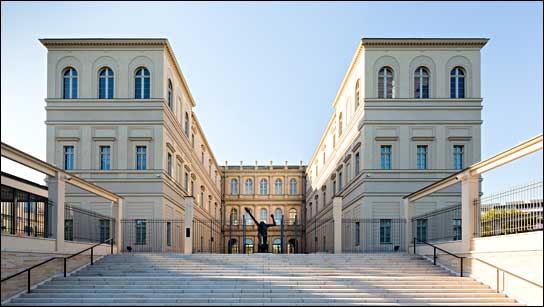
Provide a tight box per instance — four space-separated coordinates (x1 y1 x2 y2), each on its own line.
230 179 238 195
167 79 173 109
338 113 343 136
414 66 430 99
355 79 360 108
275 179 283 195
275 208 283 225
245 209 253 225
450 67 465 98
63 67 78 99
135 67 150 99
289 209 297 225
289 179 297 195
184 112 189 136
229 208 238 225
98 67 114 99
260 208 267 222
260 179 268 195
378 67 393 98
245 179 253 194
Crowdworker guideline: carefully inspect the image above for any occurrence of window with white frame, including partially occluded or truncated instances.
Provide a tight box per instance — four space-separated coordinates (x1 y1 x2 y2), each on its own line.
260 208 267 223
289 209 297 225
380 219 391 244
63 145 75 170
275 208 282 224
275 179 282 195
245 179 253 194
355 79 360 108
453 145 464 170
355 152 360 176
289 179 297 195
450 67 465 98
414 66 430 99
230 208 238 225
136 146 147 170
167 79 173 110
135 67 150 99
338 113 343 136
184 113 189 136
167 153 172 176
378 67 393 98
98 67 114 99
380 145 392 170
416 145 428 170
260 179 268 195
231 179 238 195
99 145 111 170
63 67 78 99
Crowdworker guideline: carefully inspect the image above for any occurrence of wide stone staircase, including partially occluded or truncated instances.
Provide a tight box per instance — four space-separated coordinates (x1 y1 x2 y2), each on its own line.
5 253 522 306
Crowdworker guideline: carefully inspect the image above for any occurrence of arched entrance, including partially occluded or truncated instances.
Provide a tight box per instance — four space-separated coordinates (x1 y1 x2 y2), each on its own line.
288 239 297 254
272 239 281 254
245 238 254 254
228 238 239 254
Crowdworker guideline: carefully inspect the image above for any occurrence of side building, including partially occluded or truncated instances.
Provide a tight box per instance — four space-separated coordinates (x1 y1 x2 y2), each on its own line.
222 161 306 253
306 38 488 253
41 38 222 252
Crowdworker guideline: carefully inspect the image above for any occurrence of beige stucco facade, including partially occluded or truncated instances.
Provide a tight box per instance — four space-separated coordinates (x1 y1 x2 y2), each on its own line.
41 39 222 251
306 38 488 252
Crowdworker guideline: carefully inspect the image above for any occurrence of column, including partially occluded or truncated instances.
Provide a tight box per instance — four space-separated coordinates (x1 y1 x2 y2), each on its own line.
49 172 65 252
114 198 123 253
404 198 415 254
461 172 479 253
184 196 194 254
332 196 342 254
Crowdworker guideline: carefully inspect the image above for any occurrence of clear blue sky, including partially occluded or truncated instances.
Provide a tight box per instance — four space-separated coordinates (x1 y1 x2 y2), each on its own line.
1 1 542 195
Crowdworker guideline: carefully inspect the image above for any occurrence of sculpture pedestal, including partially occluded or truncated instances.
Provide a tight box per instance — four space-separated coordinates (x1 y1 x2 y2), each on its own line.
257 243 269 253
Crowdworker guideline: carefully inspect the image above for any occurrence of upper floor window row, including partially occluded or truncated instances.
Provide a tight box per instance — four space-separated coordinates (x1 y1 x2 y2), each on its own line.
376 66 467 99
61 66 153 100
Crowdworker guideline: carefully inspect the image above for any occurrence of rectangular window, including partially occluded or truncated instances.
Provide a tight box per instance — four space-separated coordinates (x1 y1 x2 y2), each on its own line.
338 172 343 192
416 145 428 170
416 219 427 242
99 219 110 243
333 180 336 196
346 162 351 182
453 219 462 240
64 219 73 241
184 172 189 191
191 134 195 148
63 146 75 170
136 146 147 170
166 222 172 246
135 77 142 99
99 146 111 170
355 152 360 176
167 153 172 176
380 219 391 244
135 220 146 245
453 145 464 170
380 145 392 170
355 222 360 246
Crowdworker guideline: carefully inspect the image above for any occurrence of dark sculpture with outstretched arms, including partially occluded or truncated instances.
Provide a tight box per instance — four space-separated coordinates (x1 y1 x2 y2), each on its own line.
244 207 277 253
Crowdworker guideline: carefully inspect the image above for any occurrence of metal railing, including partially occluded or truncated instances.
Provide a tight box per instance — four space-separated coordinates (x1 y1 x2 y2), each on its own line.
121 219 184 253
306 217 334 253
1 185 53 238
193 217 222 253
414 237 465 277
474 180 543 237
1 238 113 294
343 218 406 253
411 204 462 243
64 205 115 244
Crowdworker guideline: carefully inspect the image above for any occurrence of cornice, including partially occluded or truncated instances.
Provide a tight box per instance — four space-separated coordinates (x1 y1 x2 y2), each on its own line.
360 38 489 48
39 38 170 48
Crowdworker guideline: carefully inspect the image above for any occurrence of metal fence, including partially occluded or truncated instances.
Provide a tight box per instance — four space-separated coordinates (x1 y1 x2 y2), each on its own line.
411 204 462 243
475 180 543 238
1 185 53 238
306 217 334 253
225 216 302 254
343 218 406 253
121 219 184 253
64 205 115 244
193 217 222 253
